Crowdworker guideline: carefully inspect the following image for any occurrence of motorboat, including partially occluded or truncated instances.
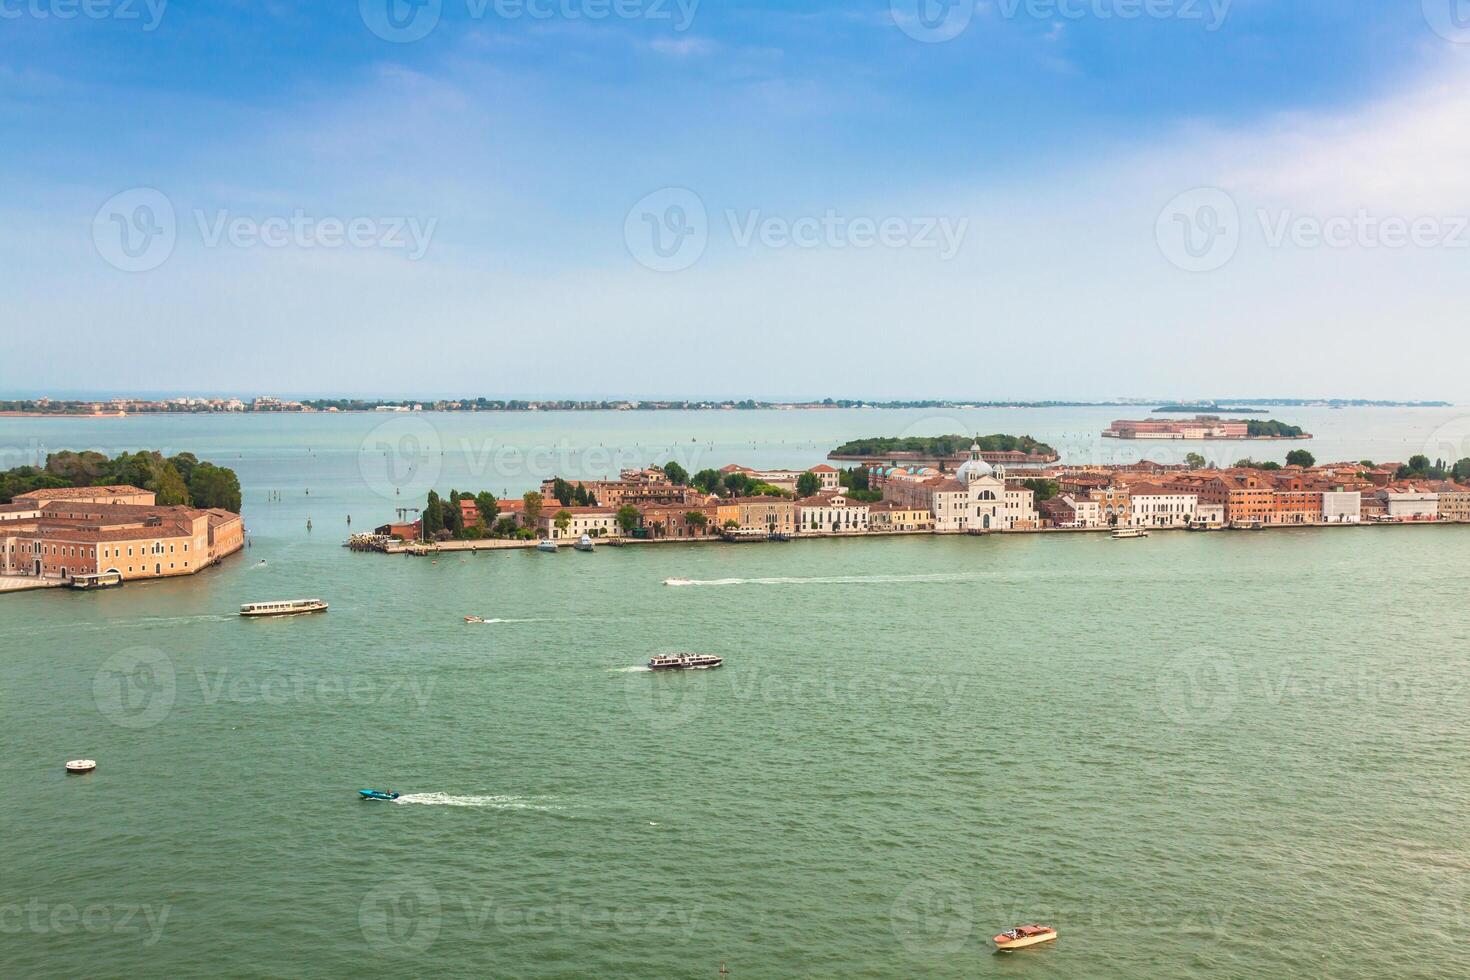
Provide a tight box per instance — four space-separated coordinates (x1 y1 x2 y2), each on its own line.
993 925 1057 951
359 789 400 801
240 599 328 617
465 616 486 624
574 535 595 552
536 540 559 553
647 653 724 671
65 759 97 774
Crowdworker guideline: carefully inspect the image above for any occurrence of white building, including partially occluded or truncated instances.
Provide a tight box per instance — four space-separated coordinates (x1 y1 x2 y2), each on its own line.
1195 503 1226 526
1064 495 1102 527
1321 491 1362 524
1127 483 1198 527
1379 488 1438 520
795 493 870 534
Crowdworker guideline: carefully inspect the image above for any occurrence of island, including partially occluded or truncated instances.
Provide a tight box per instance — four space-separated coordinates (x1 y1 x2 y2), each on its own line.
1104 416 1310 440
827 434 1060 466
0 450 245 592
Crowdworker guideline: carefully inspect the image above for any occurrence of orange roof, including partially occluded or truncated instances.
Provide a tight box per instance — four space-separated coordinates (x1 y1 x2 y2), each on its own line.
17 484 150 501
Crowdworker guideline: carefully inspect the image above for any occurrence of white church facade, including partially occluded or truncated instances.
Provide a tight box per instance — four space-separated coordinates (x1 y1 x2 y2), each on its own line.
872 443 1037 533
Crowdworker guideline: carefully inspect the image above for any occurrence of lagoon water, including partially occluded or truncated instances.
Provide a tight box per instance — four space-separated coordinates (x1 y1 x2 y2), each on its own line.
3 408 1470 978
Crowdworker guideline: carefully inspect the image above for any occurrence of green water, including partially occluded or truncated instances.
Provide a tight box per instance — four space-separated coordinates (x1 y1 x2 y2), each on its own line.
3 410 1470 978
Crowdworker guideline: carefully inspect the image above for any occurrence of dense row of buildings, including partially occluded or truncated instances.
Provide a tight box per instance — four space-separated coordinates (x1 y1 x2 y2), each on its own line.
1037 462 1467 528
0 486 245 583
388 443 1470 545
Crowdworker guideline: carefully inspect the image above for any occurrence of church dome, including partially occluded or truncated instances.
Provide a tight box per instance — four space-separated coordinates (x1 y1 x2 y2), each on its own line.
955 442 994 483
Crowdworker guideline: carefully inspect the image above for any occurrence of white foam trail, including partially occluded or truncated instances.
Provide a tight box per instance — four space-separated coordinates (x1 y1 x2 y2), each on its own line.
393 793 564 812
664 572 987 588
466 618 546 625
609 666 651 673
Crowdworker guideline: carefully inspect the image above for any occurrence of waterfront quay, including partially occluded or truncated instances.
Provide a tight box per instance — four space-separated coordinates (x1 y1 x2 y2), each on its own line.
360 442 1469 554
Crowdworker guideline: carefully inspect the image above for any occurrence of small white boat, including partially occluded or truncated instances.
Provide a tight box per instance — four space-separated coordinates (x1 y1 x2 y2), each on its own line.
465 616 486 624
1111 527 1149 540
536 540 559 553
574 535 595 552
65 759 97 774
240 599 328 617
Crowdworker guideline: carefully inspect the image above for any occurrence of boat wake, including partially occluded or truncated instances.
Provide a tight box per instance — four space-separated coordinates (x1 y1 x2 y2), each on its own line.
609 665 651 673
393 793 567 813
664 572 987 588
465 617 547 625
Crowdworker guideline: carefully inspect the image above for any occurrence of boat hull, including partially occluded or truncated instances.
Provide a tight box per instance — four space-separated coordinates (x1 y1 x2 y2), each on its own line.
240 605 328 617
994 931 1057 950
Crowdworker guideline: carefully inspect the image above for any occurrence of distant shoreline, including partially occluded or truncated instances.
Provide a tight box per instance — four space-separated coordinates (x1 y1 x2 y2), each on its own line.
0 401 1452 418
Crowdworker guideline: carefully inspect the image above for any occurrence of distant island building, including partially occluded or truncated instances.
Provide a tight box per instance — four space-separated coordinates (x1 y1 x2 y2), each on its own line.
0 486 244 584
1103 416 1309 440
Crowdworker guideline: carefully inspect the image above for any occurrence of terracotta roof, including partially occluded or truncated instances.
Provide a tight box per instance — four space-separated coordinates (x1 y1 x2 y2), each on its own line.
16 485 151 501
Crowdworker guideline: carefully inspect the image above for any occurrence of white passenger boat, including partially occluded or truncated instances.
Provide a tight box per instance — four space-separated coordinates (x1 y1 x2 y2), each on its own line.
574 535 595 552
240 599 328 617
1110 527 1149 540
648 653 724 671
536 540 559 553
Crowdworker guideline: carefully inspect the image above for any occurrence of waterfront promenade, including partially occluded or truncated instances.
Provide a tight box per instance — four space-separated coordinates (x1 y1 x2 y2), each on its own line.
361 516 1462 558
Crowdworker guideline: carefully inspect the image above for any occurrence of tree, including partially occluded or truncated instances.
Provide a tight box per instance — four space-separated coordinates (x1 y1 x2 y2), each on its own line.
1185 452 1206 469
168 452 199 485
522 491 543 527
1286 449 1316 468
663 461 689 485
423 490 445 535
691 469 723 494
796 472 820 497
445 490 465 536
1453 458 1470 482
1021 478 1060 502
188 462 242 512
492 516 519 538
616 505 641 534
685 510 708 530
573 483 590 505
554 509 572 534
551 477 574 507
476 491 499 526
152 460 192 506
722 472 753 498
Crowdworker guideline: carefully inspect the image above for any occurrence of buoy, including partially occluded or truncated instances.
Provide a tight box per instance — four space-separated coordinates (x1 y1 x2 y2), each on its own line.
65 759 96 774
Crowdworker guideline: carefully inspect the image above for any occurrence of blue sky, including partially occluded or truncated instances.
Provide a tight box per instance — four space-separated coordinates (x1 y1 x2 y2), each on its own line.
3 1 1468 400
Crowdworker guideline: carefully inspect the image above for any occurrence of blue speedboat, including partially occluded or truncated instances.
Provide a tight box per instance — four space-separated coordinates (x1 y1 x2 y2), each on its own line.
359 789 400 801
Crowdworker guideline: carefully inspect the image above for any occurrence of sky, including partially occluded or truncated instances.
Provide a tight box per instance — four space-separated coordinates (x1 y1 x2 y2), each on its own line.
2 0 1468 401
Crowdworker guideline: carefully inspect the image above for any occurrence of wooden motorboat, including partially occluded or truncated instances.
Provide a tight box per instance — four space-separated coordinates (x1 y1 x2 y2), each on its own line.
993 925 1056 951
